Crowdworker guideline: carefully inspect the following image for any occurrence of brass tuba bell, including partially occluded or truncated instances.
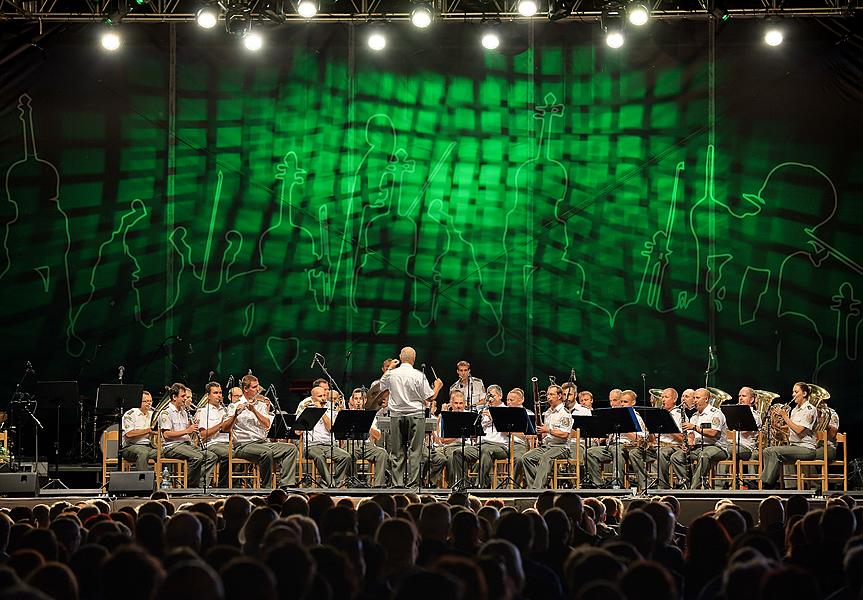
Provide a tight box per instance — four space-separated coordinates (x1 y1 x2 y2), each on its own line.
649 388 664 408
806 383 831 408
706 387 731 408
753 389 780 423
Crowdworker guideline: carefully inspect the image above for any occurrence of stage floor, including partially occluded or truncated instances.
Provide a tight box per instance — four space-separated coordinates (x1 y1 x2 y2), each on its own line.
0 486 845 525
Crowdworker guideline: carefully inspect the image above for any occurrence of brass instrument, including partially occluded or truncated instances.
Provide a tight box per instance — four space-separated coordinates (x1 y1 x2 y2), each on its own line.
706 387 731 408
753 389 780 423
150 393 172 430
649 388 664 408
532 378 542 427
809 383 832 433
196 394 210 409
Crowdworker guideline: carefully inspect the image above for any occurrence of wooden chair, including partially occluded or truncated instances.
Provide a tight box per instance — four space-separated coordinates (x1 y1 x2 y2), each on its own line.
737 435 763 490
154 434 188 489
709 431 737 489
552 430 582 489
228 430 261 489
796 431 848 492
491 459 511 489
100 428 139 487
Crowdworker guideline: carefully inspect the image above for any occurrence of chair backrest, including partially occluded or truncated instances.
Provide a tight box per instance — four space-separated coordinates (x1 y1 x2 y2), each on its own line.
837 433 847 443
0 431 7 450
817 430 828 442
101 426 120 460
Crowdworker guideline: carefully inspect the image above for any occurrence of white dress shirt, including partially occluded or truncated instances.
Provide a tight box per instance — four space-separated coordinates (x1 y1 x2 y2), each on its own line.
122 408 152 447
160 404 192 448
229 397 274 445
380 363 433 416
195 404 229 446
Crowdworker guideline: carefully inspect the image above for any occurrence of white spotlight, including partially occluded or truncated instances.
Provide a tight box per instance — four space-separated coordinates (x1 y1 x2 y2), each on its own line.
101 30 121 51
764 28 783 46
368 32 387 51
627 3 649 26
196 6 219 28
243 31 263 51
606 30 624 48
481 32 500 50
517 0 538 17
410 4 433 28
297 0 318 18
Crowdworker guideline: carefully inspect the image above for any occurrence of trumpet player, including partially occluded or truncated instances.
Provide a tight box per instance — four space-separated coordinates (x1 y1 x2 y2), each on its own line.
629 388 682 489
760 382 818 489
229 374 298 487
520 385 573 488
671 387 729 489
120 390 157 471
195 382 231 487
160 383 218 487
299 385 351 487
585 390 644 488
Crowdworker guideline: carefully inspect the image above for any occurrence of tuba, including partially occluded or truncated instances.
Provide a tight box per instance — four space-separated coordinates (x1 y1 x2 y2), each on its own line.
706 387 731 408
753 389 780 423
808 383 832 433
150 393 172 430
649 388 664 408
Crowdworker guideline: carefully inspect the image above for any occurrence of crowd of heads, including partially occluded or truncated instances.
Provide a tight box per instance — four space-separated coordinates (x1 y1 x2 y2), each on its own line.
1 489 862 600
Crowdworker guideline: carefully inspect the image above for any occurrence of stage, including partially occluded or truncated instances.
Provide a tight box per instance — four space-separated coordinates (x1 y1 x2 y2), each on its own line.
0 485 846 525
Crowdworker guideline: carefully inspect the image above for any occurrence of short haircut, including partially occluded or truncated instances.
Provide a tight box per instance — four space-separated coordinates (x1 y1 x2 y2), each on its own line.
450 390 466 402
508 388 525 400
205 381 221 395
169 383 187 399
457 360 470 369
240 375 258 391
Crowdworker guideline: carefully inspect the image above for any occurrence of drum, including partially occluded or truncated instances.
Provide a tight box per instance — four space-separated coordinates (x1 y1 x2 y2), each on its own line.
98 423 120 457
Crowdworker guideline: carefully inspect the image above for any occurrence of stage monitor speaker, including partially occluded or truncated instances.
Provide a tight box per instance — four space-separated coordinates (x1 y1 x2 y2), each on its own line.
0 472 40 497
108 471 155 496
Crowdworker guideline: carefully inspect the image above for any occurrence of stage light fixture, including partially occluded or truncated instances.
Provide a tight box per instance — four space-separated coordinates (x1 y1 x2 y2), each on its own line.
764 26 783 46
707 0 730 22
481 31 500 50
196 4 220 28
101 29 122 51
517 0 538 17
296 0 318 18
368 30 387 51
243 30 263 50
601 3 625 48
225 6 252 36
627 2 649 26
547 0 575 20
410 3 434 28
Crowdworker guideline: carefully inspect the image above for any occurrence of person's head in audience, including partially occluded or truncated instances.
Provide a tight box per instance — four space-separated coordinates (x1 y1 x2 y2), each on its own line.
264 542 316 600
419 502 451 543
758 496 785 529
619 560 677 600
494 512 533 555
761 564 821 600
281 494 310 518
8 549 45 579
405 503 423 524
433 555 488 600
535 491 556 514
722 556 773 600
101 545 165 600
685 515 731 563
371 494 397 518
19 528 59 563
220 556 277 600
138 501 167 521
69 544 109 600
716 508 747 541
357 500 385 538
27 561 78 600
785 495 809 521
563 547 625 597
802 509 824 545
204 545 243 573
394 570 464 600
165 512 202 553
156 561 224 600
310 545 359 600
477 506 499 528
238 506 278 556
602 497 623 525
377 518 419 569
452 511 481 553
524 510 548 553
544 508 573 549
0 513 12 557
584 498 607 526
479 539 525 595
320 505 358 542
642 502 674 546
306 494 335 525
285 515 320 546
620 510 656 559
477 556 511 600
730 530 781 562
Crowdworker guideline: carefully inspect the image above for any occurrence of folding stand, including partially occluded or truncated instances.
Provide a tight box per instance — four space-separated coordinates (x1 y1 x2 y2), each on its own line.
96 383 144 491
635 407 681 493
591 407 641 489
441 411 483 492
721 404 759 489
35 381 79 489
292 406 327 487
570 415 606 488
420 414 438 491
332 409 377 488
488 407 530 489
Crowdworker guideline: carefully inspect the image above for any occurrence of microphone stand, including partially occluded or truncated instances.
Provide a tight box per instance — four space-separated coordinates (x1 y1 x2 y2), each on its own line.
8 362 35 472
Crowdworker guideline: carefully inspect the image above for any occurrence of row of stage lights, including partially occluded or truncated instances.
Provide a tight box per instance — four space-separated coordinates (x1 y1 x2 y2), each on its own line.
99 1 787 53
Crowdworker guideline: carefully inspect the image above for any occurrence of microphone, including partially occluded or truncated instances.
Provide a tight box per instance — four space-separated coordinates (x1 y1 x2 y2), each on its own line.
188 342 195 354
421 363 426 375
208 370 215 382
25 361 35 374
570 368 577 383
641 373 646 380
310 354 317 369
709 345 715 361
118 366 125 379
225 374 234 390
247 368 253 375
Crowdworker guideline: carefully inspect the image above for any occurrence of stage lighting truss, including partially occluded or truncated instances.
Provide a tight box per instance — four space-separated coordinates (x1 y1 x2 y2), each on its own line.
410 2 435 28
548 0 576 21
601 1 626 47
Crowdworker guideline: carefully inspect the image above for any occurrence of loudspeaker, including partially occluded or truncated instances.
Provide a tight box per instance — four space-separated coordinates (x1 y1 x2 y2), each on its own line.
0 472 40 497
108 471 155 496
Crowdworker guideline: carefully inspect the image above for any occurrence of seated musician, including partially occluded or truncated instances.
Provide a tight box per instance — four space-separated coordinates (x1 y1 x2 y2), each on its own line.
160 383 218 487
736 387 763 461
195 382 231 488
760 382 818 489
476 386 510 488
226 374 298 488
629 388 682 490
503 388 532 484
671 387 729 489
822 399 840 461
120 390 157 471
295 385 350 487
348 388 389 487
520 385 573 488
442 391 478 486
585 389 645 488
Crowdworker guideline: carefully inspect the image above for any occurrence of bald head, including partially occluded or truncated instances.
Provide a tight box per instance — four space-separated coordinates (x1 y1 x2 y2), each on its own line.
311 386 327 403
399 347 417 365
739 387 755 405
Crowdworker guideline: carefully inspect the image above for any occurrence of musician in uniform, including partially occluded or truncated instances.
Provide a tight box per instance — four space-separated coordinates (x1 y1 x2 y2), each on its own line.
562 382 579 412
680 388 697 420
520 385 572 488
609 389 622 407
380 347 443 487
443 391 479 486
348 388 389 487
294 385 349 486
120 390 156 471
585 390 645 487
578 391 594 411
736 387 763 461
450 360 485 410
629 388 682 489
160 383 218 487
671 387 729 489
195 382 231 487
476 387 512 488
761 382 818 488
822 402 840 461
229 387 244 404
504 388 532 485
228 375 298 488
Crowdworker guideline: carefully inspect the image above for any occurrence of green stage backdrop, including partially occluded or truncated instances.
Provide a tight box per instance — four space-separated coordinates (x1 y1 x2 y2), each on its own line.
1 19 861 459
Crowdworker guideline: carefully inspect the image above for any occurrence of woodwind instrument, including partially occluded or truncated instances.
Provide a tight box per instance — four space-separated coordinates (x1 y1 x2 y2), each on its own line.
532 377 542 427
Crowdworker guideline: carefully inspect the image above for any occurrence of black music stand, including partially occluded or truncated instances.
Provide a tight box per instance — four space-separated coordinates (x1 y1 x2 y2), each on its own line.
292 407 327 487
96 383 144 484
441 411 483 492
271 414 300 440
36 381 79 489
332 410 377 488
635 407 681 493
592 407 641 489
488 407 530 489
570 415 606 489
722 404 759 489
